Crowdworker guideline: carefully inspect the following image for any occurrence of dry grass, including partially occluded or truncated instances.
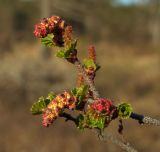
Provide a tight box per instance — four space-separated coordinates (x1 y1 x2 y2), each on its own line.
0 42 159 152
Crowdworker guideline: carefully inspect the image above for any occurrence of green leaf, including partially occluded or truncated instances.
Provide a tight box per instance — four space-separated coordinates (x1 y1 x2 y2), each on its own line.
46 92 56 101
56 50 66 58
31 92 56 115
83 59 97 70
41 34 54 47
31 97 50 115
77 85 88 102
77 115 85 130
81 114 105 129
118 103 133 119
69 39 77 51
88 114 105 129
77 113 105 129
71 85 88 103
72 87 88 110
71 88 77 96
56 40 77 58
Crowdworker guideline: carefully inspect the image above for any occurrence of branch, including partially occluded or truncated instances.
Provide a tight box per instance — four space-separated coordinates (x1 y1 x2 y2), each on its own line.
130 113 160 126
75 60 100 100
130 113 144 124
93 129 138 152
59 112 78 124
142 116 160 126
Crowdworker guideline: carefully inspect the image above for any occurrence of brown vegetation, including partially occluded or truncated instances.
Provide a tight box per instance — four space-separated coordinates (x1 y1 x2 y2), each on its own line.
0 0 160 152
0 42 159 152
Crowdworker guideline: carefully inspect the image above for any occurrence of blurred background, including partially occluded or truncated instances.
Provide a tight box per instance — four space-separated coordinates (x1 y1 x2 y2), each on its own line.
0 0 160 152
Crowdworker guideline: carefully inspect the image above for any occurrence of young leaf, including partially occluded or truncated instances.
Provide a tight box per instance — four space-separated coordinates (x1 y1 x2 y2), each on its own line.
83 59 97 70
41 34 54 47
78 113 105 129
46 92 56 101
56 40 77 58
71 88 77 96
31 92 56 115
71 85 88 102
31 97 50 115
56 50 66 58
69 39 77 51
118 103 133 119
77 115 85 130
88 114 105 129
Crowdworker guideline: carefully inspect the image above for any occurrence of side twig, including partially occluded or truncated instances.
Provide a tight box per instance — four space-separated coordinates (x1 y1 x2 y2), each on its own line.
59 112 78 124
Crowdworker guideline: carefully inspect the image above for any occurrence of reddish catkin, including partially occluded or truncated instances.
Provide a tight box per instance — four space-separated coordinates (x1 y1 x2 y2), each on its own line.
76 72 84 87
88 45 96 63
63 26 73 47
42 91 76 127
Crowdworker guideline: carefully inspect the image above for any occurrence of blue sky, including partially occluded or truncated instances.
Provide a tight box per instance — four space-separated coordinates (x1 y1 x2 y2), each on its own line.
118 0 139 4
114 0 144 5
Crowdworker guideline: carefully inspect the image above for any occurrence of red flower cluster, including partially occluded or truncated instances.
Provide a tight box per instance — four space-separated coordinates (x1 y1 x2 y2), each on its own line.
34 16 63 38
90 98 113 115
42 108 57 127
34 16 73 47
42 91 76 127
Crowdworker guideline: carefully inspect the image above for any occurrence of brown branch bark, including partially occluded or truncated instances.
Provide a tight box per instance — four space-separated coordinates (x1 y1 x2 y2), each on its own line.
75 60 100 100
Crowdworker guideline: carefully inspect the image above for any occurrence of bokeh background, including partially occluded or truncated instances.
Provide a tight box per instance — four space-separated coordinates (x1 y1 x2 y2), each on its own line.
0 0 160 152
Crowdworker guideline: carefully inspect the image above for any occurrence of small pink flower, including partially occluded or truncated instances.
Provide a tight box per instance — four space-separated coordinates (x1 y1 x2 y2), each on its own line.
90 98 113 115
58 91 76 109
42 91 77 127
42 108 58 127
33 16 62 38
33 16 73 47
34 23 47 38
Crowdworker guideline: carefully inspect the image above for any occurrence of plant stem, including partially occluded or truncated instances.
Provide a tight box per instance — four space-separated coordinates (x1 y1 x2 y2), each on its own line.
130 113 160 126
130 113 144 124
142 116 160 126
93 129 138 152
59 112 78 124
75 60 100 100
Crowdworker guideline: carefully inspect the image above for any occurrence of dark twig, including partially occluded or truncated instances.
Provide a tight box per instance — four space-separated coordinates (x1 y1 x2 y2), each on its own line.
59 112 78 124
130 112 144 124
130 113 160 126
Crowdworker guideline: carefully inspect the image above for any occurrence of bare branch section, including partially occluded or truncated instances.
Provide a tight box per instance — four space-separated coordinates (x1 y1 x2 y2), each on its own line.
93 129 138 152
130 113 160 126
75 60 100 100
142 116 160 126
